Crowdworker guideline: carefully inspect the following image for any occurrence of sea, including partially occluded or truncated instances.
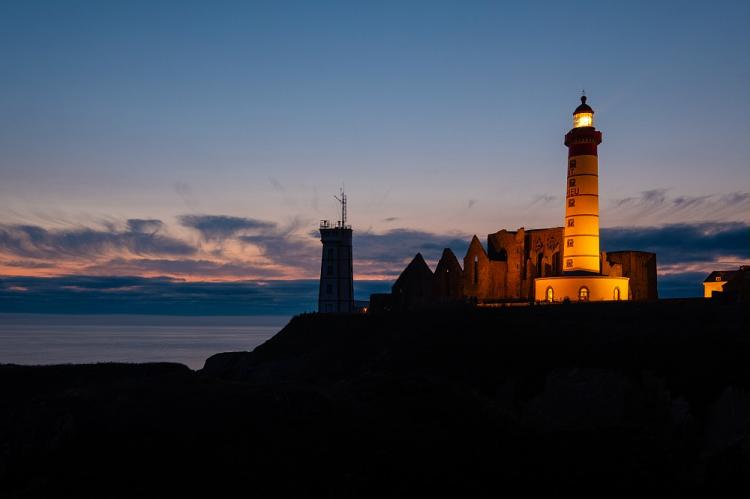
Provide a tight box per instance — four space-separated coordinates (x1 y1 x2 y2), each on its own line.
0 314 289 370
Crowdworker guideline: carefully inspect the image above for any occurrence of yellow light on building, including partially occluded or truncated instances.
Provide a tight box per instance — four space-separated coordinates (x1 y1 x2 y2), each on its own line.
573 112 593 128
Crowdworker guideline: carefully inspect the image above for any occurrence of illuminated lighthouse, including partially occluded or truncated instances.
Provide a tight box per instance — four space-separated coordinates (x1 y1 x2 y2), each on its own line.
534 95 630 302
563 95 601 274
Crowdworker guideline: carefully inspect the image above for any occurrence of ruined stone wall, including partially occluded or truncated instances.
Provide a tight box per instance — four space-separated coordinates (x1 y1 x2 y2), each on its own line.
606 251 658 301
487 227 563 300
523 228 564 278
392 253 434 310
487 229 524 299
463 236 493 300
433 249 465 302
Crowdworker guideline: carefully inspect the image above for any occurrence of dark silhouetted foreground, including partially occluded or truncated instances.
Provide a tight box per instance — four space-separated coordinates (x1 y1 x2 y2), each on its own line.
1 299 748 497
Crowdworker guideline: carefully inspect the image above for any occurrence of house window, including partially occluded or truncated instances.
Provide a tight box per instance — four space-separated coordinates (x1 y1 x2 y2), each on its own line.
715 276 721 281
546 286 554 303
567 218 575 227
613 287 620 301
567 239 574 248
566 259 573 268
578 287 589 301
568 198 575 207
569 178 576 187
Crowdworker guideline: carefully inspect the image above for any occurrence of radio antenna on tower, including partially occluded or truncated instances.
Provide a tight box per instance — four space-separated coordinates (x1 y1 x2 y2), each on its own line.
334 187 347 228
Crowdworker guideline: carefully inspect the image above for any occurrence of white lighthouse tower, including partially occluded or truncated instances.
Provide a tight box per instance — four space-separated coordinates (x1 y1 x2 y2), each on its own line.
318 190 354 313
562 95 601 274
534 95 629 303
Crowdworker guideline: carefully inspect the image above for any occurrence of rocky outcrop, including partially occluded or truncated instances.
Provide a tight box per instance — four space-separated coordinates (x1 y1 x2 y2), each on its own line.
2 299 748 496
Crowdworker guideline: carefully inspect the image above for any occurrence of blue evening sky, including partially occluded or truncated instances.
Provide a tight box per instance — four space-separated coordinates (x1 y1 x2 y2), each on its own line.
0 0 747 285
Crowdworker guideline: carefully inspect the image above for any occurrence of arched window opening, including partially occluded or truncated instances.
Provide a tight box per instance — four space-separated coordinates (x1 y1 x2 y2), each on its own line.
613 287 621 301
536 253 544 277
552 252 560 274
473 256 479 285
546 286 554 303
578 287 589 301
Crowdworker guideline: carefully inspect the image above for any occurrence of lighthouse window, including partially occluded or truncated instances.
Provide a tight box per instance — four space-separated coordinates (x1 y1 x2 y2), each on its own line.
326 284 333 294
567 218 575 227
578 287 589 301
569 178 576 187
566 259 573 268
327 264 334 276
568 198 575 207
473 256 479 285
567 239 574 248
574 112 593 128
614 287 621 301
546 287 554 303
569 160 576 168
328 248 334 259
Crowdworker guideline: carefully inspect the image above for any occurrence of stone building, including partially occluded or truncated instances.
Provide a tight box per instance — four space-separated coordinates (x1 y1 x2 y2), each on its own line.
368 96 659 311
606 251 657 301
370 227 657 311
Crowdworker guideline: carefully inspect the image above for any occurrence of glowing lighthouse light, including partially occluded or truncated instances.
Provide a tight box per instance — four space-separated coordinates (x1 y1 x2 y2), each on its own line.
573 95 594 128
573 111 593 128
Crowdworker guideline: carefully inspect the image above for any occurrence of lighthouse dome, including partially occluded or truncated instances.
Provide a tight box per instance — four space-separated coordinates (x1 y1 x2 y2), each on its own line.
574 95 594 114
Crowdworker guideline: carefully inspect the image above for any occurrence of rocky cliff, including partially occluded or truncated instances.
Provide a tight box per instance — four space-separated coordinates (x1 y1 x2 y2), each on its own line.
2 299 748 497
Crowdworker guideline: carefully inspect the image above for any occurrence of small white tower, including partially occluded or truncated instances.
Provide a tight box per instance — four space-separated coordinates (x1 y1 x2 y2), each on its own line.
318 189 354 313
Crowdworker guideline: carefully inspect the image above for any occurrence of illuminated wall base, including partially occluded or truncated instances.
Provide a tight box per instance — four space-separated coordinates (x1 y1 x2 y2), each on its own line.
534 276 630 303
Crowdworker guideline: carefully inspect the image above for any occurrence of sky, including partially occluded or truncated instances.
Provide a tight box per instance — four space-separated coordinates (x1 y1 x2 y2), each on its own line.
0 0 748 310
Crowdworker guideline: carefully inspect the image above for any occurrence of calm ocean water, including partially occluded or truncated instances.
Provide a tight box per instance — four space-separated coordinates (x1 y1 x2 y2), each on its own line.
0 314 289 370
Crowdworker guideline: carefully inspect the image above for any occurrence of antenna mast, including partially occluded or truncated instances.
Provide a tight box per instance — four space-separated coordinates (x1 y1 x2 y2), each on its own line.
334 187 347 228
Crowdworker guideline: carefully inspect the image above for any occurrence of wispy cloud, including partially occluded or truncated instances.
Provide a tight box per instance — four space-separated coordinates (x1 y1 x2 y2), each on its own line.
239 217 319 273
179 214 277 241
126 219 164 234
1 213 746 287
605 190 749 225
528 194 557 206
268 177 285 192
0 222 195 260
82 257 285 279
